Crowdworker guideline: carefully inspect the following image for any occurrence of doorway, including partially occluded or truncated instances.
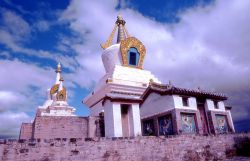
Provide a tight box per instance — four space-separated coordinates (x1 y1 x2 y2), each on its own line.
121 104 130 137
197 99 209 134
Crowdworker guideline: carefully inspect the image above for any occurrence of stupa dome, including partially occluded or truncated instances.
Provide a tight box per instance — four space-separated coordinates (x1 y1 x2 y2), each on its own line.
100 15 146 73
101 44 122 73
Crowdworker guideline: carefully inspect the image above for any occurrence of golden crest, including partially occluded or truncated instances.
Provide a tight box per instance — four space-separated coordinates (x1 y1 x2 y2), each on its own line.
120 37 146 69
57 88 67 101
50 84 59 95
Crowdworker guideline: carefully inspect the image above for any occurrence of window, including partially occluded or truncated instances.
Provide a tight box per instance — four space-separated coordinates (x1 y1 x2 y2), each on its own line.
129 52 136 65
214 101 219 109
215 115 228 133
158 115 173 135
142 119 155 136
127 47 140 66
182 97 189 106
181 113 197 134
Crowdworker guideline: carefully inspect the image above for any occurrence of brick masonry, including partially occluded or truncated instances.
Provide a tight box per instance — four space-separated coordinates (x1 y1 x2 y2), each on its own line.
19 123 33 139
1 133 250 161
20 116 89 139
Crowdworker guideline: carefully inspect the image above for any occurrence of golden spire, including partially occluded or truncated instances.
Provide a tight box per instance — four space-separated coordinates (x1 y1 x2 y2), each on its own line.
55 62 61 73
101 14 130 49
116 14 126 43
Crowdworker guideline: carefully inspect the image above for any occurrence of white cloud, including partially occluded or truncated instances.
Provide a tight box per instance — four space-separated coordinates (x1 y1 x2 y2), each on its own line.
0 60 53 91
35 20 50 32
60 0 250 121
0 111 31 138
0 59 55 113
0 91 27 112
1 9 31 41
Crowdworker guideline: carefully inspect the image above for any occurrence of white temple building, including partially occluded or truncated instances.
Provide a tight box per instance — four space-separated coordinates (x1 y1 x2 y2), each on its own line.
83 15 160 137
36 63 76 117
19 15 235 140
83 15 235 137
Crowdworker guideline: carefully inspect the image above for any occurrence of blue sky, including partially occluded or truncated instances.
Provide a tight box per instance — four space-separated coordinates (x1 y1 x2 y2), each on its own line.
0 0 250 138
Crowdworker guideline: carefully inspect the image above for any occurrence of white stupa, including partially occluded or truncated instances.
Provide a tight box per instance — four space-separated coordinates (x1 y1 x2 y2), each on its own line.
36 63 76 117
83 15 161 137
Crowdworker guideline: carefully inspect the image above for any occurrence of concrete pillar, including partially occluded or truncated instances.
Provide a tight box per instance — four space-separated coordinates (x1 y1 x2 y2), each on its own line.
129 103 142 136
104 101 122 137
227 111 235 132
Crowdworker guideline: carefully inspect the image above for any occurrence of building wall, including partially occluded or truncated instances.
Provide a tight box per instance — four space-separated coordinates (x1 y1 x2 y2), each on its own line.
140 94 199 120
33 116 88 139
174 108 203 134
19 123 33 140
140 93 175 119
205 99 225 111
112 65 161 85
207 110 235 134
204 99 234 133
173 95 197 110
1 133 249 161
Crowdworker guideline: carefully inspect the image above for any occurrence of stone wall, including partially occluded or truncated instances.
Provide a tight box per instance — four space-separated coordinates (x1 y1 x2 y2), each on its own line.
19 123 33 140
1 133 249 161
33 116 88 139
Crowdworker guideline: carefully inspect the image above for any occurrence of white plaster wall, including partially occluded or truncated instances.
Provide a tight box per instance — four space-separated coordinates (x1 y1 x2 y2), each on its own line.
188 97 197 109
173 95 182 108
112 65 161 86
173 95 197 110
129 103 142 136
101 44 161 86
55 72 60 84
140 93 175 119
104 101 122 137
205 99 225 112
102 44 122 73
41 109 75 116
218 101 226 111
39 99 75 116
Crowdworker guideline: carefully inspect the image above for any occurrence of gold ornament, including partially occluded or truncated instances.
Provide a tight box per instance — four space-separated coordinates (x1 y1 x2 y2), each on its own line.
56 63 61 73
120 37 146 69
50 84 59 95
101 25 117 49
57 88 67 101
